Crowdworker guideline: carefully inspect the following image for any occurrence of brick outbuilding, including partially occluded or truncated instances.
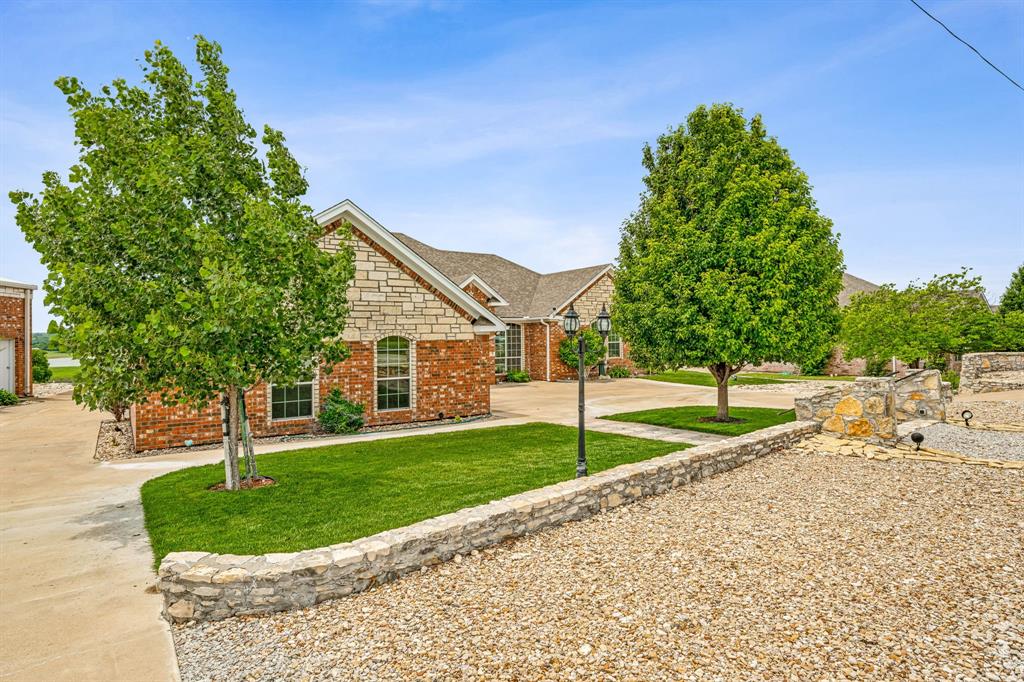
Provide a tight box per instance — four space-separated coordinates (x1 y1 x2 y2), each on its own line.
0 279 35 397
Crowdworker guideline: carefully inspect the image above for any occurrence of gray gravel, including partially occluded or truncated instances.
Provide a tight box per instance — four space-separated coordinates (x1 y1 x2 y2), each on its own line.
916 422 1024 461
950 398 1024 427
173 450 1023 681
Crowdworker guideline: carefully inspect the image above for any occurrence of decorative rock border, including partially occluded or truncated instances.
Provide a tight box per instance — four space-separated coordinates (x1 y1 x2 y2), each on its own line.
159 420 819 623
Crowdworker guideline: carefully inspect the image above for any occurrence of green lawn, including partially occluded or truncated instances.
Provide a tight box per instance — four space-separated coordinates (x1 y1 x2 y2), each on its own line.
140 423 685 564
601 405 796 437
43 350 71 359
48 366 81 383
642 369 785 387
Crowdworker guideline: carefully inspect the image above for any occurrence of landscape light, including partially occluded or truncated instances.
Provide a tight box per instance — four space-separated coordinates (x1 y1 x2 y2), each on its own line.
594 303 612 338
910 432 924 451
961 409 973 427
562 304 580 337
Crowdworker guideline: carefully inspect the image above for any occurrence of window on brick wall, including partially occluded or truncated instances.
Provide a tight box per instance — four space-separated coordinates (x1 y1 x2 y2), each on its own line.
607 331 623 359
376 336 411 410
271 380 313 419
495 323 522 374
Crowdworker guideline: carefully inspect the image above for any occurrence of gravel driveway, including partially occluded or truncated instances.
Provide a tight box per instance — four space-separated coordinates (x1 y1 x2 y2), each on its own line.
174 450 1023 681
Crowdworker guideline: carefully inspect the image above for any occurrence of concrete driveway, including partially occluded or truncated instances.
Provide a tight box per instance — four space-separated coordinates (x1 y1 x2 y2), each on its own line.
0 394 193 681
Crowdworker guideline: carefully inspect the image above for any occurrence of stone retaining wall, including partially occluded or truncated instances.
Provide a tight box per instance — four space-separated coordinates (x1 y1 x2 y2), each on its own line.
960 352 1024 394
159 421 819 623
794 370 949 443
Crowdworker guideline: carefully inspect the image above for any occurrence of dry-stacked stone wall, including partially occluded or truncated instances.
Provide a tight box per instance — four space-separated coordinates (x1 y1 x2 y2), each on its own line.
960 352 1024 394
159 421 818 623
794 370 949 443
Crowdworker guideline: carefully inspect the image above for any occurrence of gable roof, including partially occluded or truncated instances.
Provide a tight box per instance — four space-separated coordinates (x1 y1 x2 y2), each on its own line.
840 272 880 306
314 200 505 334
393 233 610 319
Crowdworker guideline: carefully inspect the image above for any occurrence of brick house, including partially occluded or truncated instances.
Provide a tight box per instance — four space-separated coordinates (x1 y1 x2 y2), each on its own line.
0 279 35 397
131 200 506 451
393 234 635 382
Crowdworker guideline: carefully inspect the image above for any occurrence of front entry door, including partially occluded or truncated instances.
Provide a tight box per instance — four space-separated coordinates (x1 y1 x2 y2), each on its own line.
0 338 14 392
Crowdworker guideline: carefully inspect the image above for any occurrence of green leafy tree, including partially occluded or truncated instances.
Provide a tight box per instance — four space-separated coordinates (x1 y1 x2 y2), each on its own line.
31 349 52 383
999 264 1024 314
558 327 606 374
46 320 62 352
11 36 355 490
841 270 1000 366
614 104 844 420
997 311 1024 351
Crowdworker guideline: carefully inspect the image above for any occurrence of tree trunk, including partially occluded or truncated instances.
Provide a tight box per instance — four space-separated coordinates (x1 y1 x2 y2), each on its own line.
709 363 732 421
223 388 241 491
239 388 257 482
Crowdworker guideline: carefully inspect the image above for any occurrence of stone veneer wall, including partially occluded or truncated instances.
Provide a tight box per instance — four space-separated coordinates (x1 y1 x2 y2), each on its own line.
159 420 819 623
959 352 1024 394
794 370 949 443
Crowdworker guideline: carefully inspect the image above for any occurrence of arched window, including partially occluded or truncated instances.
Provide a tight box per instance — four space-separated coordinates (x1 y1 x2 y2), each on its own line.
376 336 411 410
495 323 522 374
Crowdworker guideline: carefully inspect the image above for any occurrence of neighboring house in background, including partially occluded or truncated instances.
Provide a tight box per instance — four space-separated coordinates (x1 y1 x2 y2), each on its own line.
0 279 35 397
394 234 635 382
131 200 506 451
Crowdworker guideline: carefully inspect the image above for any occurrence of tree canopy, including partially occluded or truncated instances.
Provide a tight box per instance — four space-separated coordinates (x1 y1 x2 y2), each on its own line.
558 327 607 372
1000 264 1024 315
841 270 1006 366
11 36 355 489
613 103 844 419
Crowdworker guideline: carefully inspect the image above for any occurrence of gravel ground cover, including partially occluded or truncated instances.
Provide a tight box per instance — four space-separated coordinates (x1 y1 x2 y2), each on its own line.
733 380 849 397
915 422 1024 462
950 398 1024 427
173 449 1023 681
32 381 74 398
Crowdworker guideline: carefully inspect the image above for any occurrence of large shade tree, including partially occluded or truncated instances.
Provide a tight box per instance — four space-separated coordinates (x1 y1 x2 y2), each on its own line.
614 104 844 420
11 36 355 490
1000 264 1024 315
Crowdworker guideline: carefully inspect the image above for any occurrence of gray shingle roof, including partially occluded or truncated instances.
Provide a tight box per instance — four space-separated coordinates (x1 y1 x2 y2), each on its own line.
393 234 609 319
395 232 876 315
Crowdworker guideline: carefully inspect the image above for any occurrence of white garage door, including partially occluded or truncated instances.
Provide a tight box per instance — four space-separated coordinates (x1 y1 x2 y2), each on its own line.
0 338 13 392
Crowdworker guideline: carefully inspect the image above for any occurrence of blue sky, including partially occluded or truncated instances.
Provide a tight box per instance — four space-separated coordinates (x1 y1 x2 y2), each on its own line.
2 0 1022 328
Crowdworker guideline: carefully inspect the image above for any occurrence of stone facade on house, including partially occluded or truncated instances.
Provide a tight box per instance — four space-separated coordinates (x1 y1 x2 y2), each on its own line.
131 201 502 452
0 280 34 397
794 370 949 443
959 352 1024 394
159 420 818 623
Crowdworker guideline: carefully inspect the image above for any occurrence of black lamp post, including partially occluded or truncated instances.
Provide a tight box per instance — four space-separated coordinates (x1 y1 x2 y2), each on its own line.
563 303 611 478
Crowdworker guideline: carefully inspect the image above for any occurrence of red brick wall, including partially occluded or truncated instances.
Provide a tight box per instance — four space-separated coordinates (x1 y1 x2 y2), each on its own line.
132 336 492 451
0 293 29 396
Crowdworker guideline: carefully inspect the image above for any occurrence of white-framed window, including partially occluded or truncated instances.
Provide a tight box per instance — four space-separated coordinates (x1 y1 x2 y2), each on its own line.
271 379 314 420
376 336 411 411
607 331 623 359
495 323 522 374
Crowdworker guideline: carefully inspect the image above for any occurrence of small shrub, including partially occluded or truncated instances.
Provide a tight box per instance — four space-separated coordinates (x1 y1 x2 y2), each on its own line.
31 349 52 383
864 356 889 377
558 327 606 371
505 369 531 383
318 389 364 434
0 389 18 406
942 370 960 391
607 365 632 378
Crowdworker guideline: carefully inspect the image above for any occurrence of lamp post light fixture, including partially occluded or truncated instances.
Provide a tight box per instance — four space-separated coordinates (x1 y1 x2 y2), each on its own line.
563 303 611 478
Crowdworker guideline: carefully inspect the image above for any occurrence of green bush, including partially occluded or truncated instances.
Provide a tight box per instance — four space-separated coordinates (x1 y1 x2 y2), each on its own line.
942 370 960 391
505 369 531 383
864 356 889 377
558 327 606 372
318 389 364 434
0 389 18 406
607 365 632 378
31 349 52 383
